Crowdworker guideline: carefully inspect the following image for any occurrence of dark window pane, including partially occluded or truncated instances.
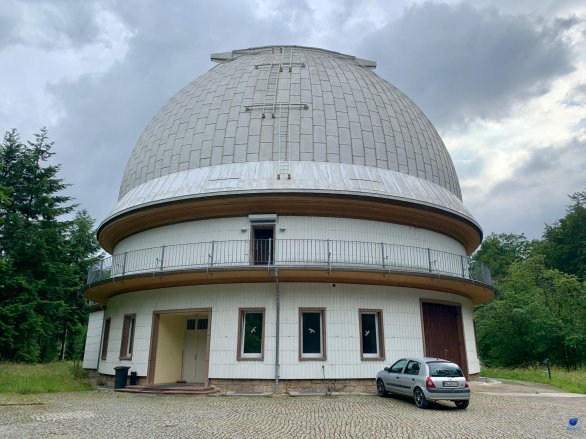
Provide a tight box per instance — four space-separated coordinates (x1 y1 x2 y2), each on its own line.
302 312 321 354
197 318 208 330
186 319 196 330
243 312 263 354
427 362 464 377
361 314 377 354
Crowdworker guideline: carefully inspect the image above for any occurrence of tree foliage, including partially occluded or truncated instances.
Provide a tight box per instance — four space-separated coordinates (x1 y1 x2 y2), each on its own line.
473 233 534 282
542 189 586 280
474 189 586 369
0 129 99 362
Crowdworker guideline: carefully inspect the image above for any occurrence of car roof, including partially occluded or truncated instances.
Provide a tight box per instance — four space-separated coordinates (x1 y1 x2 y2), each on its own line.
395 357 458 364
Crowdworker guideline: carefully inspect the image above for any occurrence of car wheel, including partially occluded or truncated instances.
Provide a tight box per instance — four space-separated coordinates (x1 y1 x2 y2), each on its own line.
413 388 429 409
454 400 469 410
376 379 388 397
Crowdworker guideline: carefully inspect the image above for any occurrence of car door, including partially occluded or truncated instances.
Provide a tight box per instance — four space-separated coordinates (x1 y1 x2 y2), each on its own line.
401 360 421 393
385 359 408 395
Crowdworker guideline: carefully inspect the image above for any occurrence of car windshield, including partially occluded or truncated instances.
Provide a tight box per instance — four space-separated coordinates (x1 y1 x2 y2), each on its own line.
427 362 464 378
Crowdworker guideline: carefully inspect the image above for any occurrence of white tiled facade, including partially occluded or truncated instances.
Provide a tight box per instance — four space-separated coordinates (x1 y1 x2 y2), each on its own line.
96 283 480 378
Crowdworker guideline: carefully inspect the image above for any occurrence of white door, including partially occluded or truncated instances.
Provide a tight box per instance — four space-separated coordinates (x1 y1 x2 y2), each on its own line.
194 327 207 383
182 318 208 383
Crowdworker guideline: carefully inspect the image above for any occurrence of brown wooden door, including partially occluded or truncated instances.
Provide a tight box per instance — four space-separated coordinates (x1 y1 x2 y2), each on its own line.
421 302 468 377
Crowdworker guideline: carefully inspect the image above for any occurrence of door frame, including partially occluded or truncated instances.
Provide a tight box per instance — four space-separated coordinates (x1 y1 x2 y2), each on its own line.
147 308 212 385
419 299 468 378
250 225 275 265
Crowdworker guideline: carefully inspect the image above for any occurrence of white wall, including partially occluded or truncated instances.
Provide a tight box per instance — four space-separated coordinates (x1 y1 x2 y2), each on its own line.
97 283 479 378
114 216 465 256
82 310 104 370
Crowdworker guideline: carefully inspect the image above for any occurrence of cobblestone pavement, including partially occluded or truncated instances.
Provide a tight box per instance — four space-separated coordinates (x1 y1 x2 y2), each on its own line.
0 387 584 438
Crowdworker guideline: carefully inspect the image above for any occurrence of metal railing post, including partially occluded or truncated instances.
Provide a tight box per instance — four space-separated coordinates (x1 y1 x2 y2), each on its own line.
327 239 331 272
122 252 127 276
268 239 272 272
460 255 466 278
208 241 215 271
160 245 166 271
427 248 432 272
380 242 386 269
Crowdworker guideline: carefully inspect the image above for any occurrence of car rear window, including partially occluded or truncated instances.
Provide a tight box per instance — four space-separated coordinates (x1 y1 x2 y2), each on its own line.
427 362 464 377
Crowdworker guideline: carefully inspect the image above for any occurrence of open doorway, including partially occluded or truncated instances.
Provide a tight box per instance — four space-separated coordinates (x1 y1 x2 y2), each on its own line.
148 309 211 385
251 226 274 265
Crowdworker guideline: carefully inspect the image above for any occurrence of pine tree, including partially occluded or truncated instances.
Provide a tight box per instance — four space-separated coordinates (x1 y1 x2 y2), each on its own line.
0 129 99 362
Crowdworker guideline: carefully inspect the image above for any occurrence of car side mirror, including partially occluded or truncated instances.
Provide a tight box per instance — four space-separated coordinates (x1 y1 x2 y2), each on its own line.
384 367 390 373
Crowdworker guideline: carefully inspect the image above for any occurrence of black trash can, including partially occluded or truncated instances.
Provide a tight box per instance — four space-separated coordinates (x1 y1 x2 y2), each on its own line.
129 371 138 386
114 366 130 389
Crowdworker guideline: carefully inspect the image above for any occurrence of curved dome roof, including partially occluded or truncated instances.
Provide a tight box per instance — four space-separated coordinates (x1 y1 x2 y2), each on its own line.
100 46 482 254
118 46 462 201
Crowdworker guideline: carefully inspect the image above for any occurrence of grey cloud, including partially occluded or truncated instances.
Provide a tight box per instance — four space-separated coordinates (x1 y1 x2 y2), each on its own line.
564 83 586 107
0 0 100 49
359 3 576 129
464 138 586 238
49 0 305 223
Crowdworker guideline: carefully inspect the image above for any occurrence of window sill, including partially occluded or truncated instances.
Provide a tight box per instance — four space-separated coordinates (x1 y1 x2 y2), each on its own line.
119 356 133 361
299 356 326 361
237 356 264 361
361 356 385 361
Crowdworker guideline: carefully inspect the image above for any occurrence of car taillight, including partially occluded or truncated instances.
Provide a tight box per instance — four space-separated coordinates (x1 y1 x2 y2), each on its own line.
465 381 469 388
425 377 436 388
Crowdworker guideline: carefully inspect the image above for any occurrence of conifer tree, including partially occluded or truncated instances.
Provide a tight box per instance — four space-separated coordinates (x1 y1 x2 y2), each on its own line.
0 129 99 362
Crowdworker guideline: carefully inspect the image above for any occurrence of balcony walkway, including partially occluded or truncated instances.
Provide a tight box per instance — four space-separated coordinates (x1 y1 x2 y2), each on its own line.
85 239 494 304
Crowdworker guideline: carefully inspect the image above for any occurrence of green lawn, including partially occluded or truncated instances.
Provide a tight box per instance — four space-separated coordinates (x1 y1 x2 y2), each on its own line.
0 361 93 394
481 366 586 394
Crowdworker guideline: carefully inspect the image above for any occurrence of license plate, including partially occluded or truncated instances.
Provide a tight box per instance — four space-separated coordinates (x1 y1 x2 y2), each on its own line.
443 381 459 387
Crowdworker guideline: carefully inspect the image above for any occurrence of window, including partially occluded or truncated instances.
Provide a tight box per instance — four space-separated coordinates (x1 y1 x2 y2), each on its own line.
119 314 136 360
251 226 274 265
186 319 196 330
359 310 384 360
101 318 111 360
237 309 265 360
299 308 326 360
390 358 407 374
404 360 421 375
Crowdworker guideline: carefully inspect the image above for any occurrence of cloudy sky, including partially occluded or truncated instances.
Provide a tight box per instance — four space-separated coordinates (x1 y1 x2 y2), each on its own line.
1 0 585 243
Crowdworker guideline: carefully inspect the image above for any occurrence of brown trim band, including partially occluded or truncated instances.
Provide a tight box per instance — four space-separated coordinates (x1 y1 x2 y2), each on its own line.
84 267 495 305
98 192 482 254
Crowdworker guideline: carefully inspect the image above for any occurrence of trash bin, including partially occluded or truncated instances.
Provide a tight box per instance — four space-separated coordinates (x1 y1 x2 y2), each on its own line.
129 371 138 386
114 366 130 389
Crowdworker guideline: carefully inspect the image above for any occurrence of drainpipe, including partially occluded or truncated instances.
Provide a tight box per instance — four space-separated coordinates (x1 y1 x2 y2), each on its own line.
274 268 281 394
96 306 107 373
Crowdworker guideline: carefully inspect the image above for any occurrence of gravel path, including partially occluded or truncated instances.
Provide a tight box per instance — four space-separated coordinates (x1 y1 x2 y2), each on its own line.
0 386 584 438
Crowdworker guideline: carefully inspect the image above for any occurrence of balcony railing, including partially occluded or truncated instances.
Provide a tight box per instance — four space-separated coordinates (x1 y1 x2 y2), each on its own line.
87 239 492 286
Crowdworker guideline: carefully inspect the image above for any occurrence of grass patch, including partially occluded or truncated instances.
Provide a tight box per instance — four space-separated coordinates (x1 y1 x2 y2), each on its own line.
481 366 586 394
0 361 93 394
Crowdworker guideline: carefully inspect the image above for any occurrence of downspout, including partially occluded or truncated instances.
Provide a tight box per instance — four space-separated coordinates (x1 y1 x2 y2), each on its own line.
274 268 281 394
96 306 106 373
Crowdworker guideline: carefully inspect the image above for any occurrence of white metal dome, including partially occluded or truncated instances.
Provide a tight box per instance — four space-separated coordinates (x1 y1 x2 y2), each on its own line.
101 46 481 253
119 46 461 198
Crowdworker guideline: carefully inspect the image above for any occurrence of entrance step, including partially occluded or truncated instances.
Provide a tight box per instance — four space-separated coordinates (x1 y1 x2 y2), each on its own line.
115 384 220 395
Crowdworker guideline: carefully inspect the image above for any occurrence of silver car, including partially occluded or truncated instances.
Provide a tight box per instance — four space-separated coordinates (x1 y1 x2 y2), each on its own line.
376 357 470 409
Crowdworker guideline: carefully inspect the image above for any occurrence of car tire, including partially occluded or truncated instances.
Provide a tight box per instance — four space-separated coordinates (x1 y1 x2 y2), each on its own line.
413 388 429 409
376 379 388 397
454 400 469 409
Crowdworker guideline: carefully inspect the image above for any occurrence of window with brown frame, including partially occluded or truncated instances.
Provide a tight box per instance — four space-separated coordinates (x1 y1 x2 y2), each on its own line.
359 310 385 360
101 318 111 360
299 308 326 360
119 314 136 360
237 308 265 360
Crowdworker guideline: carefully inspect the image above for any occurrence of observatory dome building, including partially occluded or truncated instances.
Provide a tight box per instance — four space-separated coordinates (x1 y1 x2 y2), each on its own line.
83 46 493 393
